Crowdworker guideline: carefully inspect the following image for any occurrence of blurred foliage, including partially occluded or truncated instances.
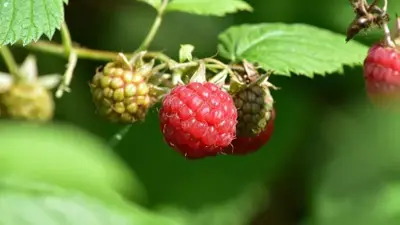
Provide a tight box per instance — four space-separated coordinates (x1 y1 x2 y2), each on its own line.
310 101 400 225
0 122 146 204
2 0 400 224
0 177 182 225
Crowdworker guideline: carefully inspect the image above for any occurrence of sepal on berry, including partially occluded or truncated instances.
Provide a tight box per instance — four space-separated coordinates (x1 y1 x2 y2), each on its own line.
0 73 13 93
228 60 276 138
189 62 207 83
392 16 400 47
208 69 228 88
179 44 195 63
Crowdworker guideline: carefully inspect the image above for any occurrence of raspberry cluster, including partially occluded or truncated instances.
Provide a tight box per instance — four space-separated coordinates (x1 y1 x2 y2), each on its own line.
87 53 277 159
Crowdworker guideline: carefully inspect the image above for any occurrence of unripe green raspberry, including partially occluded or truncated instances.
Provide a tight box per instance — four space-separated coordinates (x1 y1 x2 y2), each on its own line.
90 58 154 123
0 82 54 122
234 85 274 137
0 55 60 122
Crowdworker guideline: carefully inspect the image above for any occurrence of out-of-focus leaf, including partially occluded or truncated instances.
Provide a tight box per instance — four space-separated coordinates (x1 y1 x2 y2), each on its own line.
0 177 182 225
157 183 267 225
0 121 146 204
311 102 400 225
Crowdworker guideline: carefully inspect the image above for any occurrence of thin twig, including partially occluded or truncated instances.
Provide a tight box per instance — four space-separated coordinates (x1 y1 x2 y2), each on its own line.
56 51 78 97
108 124 133 148
16 41 177 65
136 0 169 51
56 22 78 98
0 46 22 80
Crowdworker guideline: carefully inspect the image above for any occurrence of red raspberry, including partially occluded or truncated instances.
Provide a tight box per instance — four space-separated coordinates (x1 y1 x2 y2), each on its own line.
159 82 238 159
364 42 400 108
223 108 275 155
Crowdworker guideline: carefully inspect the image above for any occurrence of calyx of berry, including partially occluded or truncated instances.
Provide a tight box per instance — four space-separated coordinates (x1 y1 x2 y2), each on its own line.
0 55 61 93
229 60 278 95
0 55 61 122
392 16 400 47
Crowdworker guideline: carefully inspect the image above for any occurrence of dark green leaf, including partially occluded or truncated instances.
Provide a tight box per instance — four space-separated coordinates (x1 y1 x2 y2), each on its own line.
0 0 69 45
0 122 146 204
0 177 182 225
218 23 368 77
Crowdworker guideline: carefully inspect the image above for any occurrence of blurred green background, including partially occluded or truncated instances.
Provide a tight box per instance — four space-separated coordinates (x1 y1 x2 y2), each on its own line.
2 0 400 224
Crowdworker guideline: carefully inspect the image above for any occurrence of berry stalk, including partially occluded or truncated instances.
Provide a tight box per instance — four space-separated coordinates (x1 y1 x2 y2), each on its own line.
16 41 237 78
56 22 78 98
108 124 133 148
0 46 23 81
136 0 169 51
16 41 176 64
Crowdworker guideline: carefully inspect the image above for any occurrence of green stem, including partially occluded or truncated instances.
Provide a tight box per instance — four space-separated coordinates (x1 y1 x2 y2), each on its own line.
17 41 176 64
204 58 236 78
136 0 169 51
0 46 22 80
55 51 77 98
60 22 73 55
22 41 121 61
56 22 78 98
108 124 133 148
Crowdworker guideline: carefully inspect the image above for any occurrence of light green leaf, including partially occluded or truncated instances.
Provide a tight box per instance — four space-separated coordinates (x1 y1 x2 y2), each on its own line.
157 183 266 225
0 177 182 225
0 0 68 45
137 0 161 9
165 0 252 16
218 23 369 77
0 121 146 204
179 44 195 62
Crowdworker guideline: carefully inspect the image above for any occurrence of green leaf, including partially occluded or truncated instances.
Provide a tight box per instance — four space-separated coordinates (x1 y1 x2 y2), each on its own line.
137 0 161 9
218 23 369 77
0 0 68 45
311 103 400 225
0 121 146 204
157 183 266 225
0 177 182 225
165 0 252 16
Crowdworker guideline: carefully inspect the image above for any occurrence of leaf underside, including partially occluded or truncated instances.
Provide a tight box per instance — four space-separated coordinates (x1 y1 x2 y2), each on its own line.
0 0 68 46
165 0 252 16
137 0 252 16
218 23 369 77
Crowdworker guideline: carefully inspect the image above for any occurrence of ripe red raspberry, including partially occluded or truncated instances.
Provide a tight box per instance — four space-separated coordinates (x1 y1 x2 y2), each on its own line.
159 82 238 159
364 42 400 109
223 108 275 155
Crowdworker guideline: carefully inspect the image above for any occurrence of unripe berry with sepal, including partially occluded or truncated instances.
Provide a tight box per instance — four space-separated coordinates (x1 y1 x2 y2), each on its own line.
1 82 54 122
90 53 155 123
0 55 60 122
